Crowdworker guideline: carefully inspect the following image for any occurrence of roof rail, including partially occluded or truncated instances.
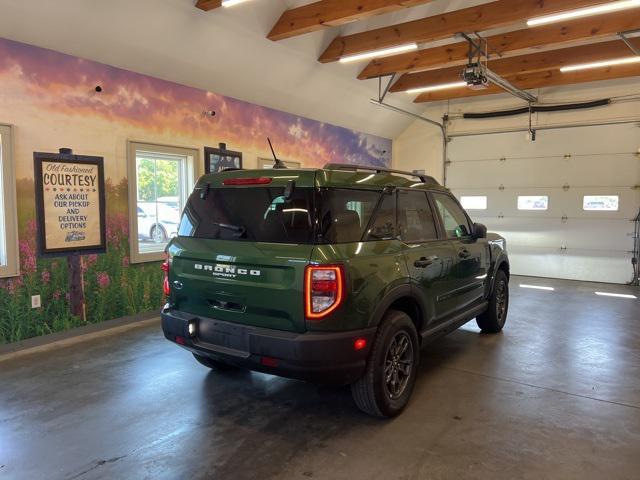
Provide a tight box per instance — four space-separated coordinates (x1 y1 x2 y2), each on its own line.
323 163 439 185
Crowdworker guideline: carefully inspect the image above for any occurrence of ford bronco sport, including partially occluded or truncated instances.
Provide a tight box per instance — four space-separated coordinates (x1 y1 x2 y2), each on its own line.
161 164 509 417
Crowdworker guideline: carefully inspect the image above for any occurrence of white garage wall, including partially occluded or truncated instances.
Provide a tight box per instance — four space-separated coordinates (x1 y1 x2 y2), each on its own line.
392 78 640 284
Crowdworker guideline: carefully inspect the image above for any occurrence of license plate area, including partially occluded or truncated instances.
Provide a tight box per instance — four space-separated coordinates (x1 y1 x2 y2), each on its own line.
196 318 249 354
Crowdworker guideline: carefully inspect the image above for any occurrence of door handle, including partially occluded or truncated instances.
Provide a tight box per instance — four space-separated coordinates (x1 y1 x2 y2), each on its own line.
458 249 471 259
414 256 437 268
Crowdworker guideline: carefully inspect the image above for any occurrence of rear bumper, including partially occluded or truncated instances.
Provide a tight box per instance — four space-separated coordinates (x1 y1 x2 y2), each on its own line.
161 306 376 385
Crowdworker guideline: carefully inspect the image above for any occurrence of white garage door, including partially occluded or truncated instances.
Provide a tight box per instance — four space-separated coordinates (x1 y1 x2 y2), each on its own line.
446 123 640 284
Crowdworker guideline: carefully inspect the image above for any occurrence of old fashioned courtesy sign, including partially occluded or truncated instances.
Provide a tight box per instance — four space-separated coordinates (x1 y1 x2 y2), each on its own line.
34 150 106 256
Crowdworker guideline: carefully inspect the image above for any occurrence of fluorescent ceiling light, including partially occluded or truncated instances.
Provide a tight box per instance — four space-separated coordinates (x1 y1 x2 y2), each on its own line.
406 81 467 94
595 291 637 299
221 0 252 7
339 43 418 63
527 0 640 27
519 284 555 291
561 56 640 72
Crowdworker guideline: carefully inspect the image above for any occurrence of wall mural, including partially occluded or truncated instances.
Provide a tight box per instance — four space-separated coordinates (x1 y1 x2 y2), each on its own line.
0 37 392 345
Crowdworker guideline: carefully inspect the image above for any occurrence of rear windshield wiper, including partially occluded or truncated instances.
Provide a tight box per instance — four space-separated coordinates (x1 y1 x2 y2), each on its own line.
211 222 246 237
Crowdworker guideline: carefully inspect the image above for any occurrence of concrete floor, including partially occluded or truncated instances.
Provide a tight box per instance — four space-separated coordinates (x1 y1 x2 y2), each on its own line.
1 275 639 480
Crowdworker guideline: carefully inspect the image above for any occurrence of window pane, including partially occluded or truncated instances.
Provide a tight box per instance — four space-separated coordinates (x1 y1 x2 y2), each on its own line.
0 135 6 267
433 193 472 238
318 189 382 243
398 191 438 242
136 151 184 254
460 195 487 210
179 187 314 244
583 195 619 211
365 193 396 241
517 195 548 211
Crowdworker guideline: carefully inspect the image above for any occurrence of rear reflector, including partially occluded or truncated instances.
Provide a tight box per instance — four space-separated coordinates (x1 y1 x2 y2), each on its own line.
304 265 344 320
354 338 367 351
162 254 170 297
175 335 186 345
260 356 279 367
223 177 272 185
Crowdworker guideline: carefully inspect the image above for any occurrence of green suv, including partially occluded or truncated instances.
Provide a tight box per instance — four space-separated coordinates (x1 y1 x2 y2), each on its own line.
161 164 509 417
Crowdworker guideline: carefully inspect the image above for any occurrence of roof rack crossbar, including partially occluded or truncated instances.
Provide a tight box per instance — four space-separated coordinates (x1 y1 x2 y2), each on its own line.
323 163 439 185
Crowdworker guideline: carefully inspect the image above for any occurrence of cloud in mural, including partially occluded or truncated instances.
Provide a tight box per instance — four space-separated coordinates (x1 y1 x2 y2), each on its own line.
0 38 391 168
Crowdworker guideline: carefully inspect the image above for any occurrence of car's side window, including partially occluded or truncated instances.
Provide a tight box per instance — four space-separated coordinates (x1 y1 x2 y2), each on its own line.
365 193 396 240
397 190 438 243
432 193 472 238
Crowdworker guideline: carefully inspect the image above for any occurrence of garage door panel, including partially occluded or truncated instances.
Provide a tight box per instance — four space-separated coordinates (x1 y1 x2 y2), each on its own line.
447 153 638 189
507 245 632 284
472 217 632 251
454 188 639 219
448 123 640 160
447 123 639 284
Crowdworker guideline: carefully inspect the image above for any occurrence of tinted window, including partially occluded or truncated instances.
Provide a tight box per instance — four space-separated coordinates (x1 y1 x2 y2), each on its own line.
365 193 396 241
433 193 472 238
397 191 438 242
178 187 314 243
317 188 383 243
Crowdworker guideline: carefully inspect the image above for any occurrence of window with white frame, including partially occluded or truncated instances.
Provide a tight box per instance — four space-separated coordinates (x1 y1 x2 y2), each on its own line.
582 195 619 211
128 142 198 263
258 158 301 169
460 195 488 210
0 125 19 278
517 195 549 211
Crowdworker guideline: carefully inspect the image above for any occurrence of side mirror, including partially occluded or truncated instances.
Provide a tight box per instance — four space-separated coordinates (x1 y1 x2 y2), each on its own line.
473 222 487 239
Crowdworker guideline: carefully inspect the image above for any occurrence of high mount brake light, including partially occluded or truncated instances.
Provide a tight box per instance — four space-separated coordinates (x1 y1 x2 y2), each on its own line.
304 265 345 320
223 177 272 185
162 254 170 296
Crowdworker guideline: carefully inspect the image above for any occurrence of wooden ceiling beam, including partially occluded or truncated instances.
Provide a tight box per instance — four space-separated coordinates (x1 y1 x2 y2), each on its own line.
195 0 223 11
390 40 633 92
319 0 618 63
358 9 640 79
413 62 640 102
268 0 435 41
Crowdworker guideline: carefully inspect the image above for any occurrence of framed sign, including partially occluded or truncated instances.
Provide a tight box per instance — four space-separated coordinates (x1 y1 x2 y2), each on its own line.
204 143 242 173
34 149 106 256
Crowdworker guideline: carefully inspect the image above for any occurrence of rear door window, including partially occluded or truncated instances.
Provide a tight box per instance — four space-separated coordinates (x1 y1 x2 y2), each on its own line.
397 190 438 243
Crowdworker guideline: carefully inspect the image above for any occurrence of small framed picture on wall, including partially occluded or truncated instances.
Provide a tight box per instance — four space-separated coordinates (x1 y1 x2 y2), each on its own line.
204 143 243 173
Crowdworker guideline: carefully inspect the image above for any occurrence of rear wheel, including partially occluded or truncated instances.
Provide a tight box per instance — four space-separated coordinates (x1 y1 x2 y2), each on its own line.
351 310 419 417
192 353 238 371
476 269 509 333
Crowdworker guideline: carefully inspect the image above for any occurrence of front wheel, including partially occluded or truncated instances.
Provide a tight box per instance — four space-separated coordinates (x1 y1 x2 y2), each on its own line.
476 269 509 333
351 310 419 417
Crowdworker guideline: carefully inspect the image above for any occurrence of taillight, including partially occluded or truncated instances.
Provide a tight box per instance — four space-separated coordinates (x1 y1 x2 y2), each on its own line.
223 177 272 185
161 254 170 296
304 265 344 320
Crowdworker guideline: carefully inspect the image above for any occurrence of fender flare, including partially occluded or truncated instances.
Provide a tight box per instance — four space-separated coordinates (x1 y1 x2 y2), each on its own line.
489 255 510 295
368 283 428 331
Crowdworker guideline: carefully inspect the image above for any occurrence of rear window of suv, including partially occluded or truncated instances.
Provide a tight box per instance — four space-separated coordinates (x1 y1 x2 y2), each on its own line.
177 186 389 244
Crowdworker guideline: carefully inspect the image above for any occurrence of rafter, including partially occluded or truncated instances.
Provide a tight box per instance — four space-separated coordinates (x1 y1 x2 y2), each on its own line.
390 40 633 92
268 0 435 41
195 0 222 11
358 9 640 79
319 0 618 63
413 62 640 102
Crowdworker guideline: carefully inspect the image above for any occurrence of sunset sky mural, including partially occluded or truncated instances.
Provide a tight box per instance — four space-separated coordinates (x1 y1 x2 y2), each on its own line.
0 36 392 344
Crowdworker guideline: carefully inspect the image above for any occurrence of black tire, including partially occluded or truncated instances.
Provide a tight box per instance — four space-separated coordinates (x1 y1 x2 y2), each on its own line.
476 269 509 333
150 224 167 243
351 310 419 418
192 353 238 371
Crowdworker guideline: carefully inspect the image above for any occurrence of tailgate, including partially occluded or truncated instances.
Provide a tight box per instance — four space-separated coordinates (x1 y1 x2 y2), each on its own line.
168 237 312 333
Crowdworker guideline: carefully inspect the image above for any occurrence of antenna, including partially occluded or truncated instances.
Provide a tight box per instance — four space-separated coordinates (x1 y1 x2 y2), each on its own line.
267 137 287 169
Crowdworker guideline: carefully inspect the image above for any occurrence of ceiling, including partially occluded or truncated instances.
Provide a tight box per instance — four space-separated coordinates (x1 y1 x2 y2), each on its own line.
0 0 487 140
1 0 638 140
